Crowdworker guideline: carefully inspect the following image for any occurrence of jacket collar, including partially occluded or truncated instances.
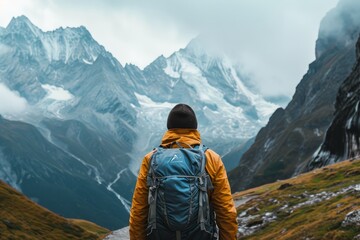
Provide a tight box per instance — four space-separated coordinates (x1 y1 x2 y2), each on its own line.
161 129 201 147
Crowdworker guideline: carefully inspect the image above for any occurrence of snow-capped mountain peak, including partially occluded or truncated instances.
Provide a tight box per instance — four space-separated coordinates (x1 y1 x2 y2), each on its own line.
41 26 104 63
163 40 278 126
180 37 225 71
125 37 279 171
2 16 106 64
6 15 42 37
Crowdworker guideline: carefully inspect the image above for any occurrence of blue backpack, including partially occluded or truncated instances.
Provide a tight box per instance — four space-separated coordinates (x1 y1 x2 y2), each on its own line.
146 142 217 240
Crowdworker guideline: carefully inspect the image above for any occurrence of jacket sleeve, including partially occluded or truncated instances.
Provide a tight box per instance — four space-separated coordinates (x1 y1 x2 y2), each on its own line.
129 153 152 240
206 150 238 240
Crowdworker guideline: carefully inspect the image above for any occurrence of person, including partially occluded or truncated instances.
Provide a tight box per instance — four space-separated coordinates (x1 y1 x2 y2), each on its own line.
129 103 238 240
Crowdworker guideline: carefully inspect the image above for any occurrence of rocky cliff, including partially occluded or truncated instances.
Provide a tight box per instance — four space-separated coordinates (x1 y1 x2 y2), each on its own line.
308 35 360 169
229 0 360 191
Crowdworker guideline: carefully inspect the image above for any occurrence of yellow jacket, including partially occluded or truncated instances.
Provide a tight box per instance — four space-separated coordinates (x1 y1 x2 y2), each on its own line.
129 129 238 239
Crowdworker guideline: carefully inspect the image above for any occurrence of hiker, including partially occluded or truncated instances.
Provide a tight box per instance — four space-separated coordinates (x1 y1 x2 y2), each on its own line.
129 104 238 240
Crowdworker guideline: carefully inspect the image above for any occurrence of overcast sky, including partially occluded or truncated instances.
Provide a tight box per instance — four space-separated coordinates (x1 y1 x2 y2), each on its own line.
0 0 338 98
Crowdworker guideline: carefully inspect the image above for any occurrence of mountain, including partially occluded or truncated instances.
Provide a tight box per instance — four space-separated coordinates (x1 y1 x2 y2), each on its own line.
308 35 360 170
0 179 109 239
0 15 277 229
234 158 360 239
125 38 278 171
229 0 360 192
0 15 143 230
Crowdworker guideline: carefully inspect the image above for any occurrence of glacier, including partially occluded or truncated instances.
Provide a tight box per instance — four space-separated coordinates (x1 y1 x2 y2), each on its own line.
41 84 74 101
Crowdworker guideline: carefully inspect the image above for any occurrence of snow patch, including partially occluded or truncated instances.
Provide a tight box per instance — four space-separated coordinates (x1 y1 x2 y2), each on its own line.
164 65 180 78
314 128 321 137
264 138 274 152
41 84 73 101
346 116 353 129
347 92 353 98
355 100 359 113
135 93 174 109
37 84 76 118
312 146 322 158
0 43 12 55
83 58 93 65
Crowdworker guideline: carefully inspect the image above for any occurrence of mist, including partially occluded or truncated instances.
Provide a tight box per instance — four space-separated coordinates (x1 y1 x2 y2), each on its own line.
317 0 360 59
0 83 28 115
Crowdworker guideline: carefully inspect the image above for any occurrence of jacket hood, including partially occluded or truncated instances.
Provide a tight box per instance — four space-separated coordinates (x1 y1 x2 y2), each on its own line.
161 129 201 147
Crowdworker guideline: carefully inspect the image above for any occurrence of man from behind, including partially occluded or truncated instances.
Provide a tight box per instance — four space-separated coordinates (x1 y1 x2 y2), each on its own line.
130 103 238 239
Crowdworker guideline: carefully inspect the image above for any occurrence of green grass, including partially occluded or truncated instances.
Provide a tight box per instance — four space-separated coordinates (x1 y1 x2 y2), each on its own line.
0 180 110 240
234 159 360 240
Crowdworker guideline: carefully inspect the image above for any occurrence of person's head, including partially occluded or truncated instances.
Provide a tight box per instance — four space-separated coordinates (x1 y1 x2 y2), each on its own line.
167 104 198 130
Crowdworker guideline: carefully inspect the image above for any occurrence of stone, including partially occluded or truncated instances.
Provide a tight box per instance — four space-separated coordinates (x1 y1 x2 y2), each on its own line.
342 210 360 227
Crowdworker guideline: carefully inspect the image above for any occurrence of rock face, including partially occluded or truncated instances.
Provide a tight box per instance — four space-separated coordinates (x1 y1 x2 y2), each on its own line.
229 0 360 192
308 36 360 170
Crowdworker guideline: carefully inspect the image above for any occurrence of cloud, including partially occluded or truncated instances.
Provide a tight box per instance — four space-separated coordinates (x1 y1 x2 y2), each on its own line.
0 0 339 98
317 0 360 54
0 83 28 115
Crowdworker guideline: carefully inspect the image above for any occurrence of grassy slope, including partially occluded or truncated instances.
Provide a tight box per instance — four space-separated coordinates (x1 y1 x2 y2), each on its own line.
233 159 360 240
68 219 110 237
0 180 109 240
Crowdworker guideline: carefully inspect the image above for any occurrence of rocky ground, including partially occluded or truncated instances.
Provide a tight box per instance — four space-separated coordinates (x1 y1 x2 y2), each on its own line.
233 158 360 239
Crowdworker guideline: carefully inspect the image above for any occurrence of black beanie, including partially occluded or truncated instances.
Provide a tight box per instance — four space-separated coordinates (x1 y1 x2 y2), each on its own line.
167 104 198 129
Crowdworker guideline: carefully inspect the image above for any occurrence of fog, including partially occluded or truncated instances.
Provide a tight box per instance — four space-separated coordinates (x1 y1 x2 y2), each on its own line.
0 83 28 115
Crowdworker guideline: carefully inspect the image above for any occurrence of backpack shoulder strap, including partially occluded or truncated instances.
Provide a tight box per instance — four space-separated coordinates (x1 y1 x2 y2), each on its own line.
198 144 207 175
197 144 214 231
147 147 161 231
